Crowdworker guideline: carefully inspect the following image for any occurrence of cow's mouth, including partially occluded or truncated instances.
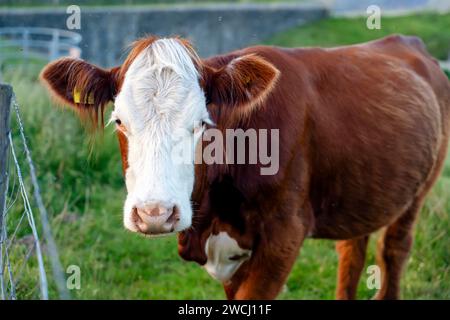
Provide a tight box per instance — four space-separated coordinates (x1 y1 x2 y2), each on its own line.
141 231 178 238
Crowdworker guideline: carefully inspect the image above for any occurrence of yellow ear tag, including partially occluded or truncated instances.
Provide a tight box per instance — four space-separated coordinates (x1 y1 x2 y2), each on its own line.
73 89 94 104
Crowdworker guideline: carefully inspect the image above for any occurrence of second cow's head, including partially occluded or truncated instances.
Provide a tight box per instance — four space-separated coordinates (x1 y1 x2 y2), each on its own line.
40 37 279 236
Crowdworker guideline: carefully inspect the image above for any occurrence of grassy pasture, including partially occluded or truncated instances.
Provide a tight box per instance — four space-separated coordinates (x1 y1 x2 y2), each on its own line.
3 13 450 299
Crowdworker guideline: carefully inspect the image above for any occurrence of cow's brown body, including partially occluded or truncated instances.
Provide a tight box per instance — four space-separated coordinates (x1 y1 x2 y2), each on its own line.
178 35 450 299
40 34 450 300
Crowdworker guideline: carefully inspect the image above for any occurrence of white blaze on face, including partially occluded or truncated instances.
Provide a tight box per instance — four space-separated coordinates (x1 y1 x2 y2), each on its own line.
111 39 211 233
204 232 252 283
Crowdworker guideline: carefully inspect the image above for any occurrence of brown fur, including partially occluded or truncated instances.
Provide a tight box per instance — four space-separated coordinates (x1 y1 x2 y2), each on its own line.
39 58 119 129
40 34 450 300
335 236 369 299
202 54 280 119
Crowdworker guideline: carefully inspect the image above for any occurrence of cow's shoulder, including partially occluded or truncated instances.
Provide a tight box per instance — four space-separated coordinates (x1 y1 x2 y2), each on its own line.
365 34 430 56
361 35 442 81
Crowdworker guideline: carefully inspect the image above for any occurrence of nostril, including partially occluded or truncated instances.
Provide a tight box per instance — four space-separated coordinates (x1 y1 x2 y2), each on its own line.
131 207 147 232
131 207 141 223
166 206 180 224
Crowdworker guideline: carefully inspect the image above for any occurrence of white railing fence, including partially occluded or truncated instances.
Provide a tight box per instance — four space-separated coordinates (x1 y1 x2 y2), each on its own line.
0 27 82 66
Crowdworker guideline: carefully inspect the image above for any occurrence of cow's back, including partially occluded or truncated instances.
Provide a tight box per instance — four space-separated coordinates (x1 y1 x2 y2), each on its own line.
240 35 450 239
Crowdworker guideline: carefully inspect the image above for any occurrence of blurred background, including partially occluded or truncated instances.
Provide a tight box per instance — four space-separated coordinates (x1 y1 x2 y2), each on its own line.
0 0 449 299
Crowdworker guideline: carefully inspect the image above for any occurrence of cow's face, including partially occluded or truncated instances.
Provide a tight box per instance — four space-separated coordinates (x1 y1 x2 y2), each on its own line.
40 37 279 236
113 39 210 235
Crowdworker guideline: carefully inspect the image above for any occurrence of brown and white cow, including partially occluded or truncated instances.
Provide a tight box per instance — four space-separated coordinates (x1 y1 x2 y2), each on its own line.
40 34 450 299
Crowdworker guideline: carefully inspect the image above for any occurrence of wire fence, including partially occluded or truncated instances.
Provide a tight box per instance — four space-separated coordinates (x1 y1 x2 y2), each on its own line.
0 84 69 300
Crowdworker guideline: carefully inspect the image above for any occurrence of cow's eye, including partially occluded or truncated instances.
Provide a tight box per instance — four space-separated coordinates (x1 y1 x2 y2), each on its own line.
114 118 127 134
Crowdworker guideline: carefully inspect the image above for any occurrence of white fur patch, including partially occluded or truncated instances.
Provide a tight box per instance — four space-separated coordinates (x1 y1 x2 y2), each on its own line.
203 232 252 283
112 38 211 233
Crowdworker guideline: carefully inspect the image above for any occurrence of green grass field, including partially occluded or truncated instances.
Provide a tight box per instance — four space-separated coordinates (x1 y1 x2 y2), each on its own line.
3 13 450 299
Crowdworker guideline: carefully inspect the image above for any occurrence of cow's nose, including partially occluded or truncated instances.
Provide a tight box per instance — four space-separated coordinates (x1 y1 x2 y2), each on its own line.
132 204 180 235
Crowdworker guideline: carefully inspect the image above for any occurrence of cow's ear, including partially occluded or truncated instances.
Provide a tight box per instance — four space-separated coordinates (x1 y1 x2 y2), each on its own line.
40 58 119 126
203 54 279 113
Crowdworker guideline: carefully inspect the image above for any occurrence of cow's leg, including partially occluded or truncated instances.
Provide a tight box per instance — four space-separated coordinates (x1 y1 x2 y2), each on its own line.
224 214 310 300
374 200 422 300
335 235 369 300
224 242 303 299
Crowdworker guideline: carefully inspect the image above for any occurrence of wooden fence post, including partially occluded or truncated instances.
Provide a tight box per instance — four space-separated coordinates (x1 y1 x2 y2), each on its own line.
0 84 12 229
